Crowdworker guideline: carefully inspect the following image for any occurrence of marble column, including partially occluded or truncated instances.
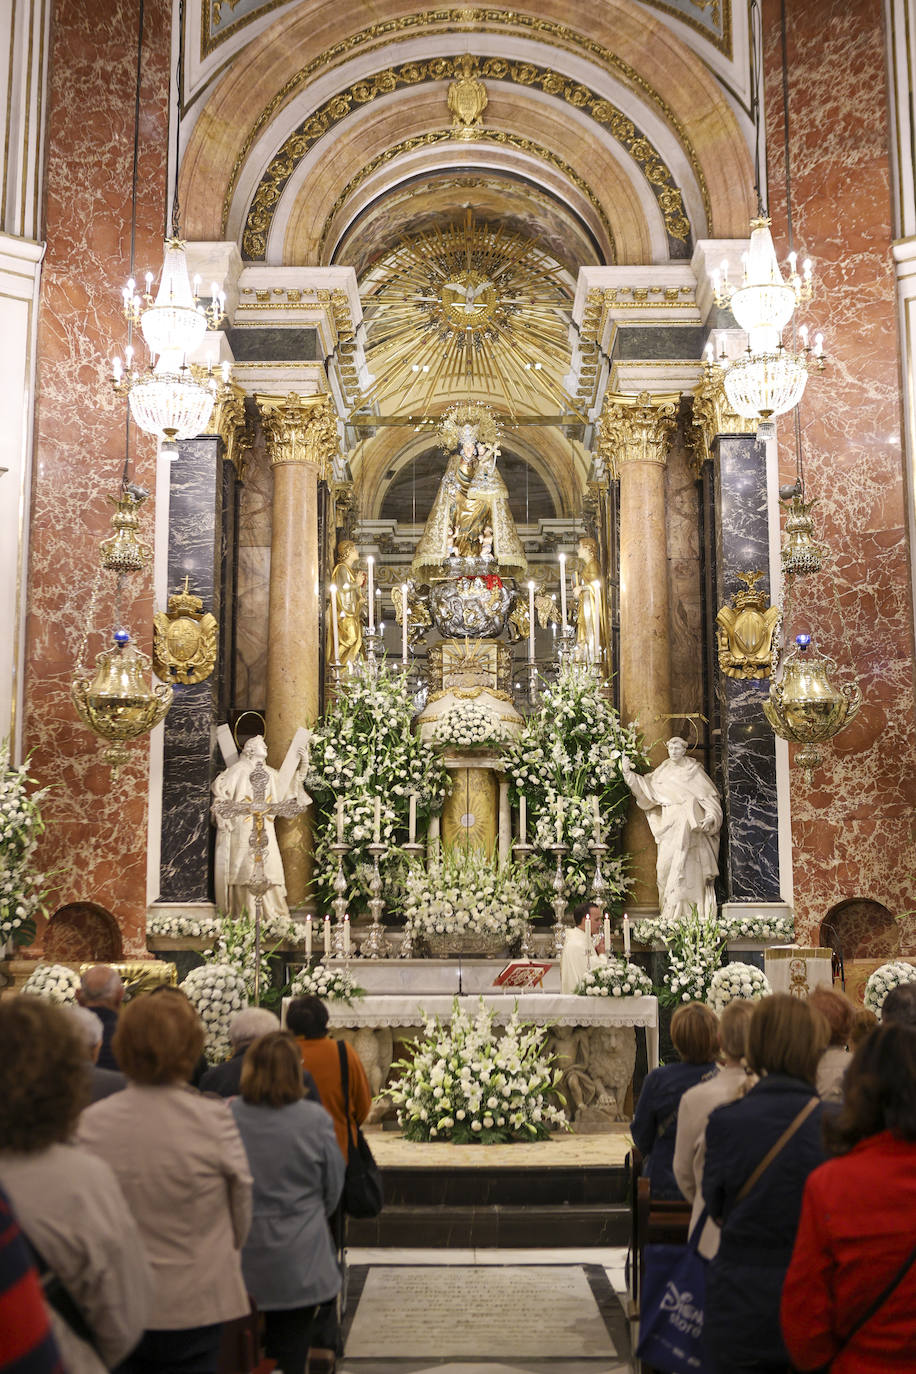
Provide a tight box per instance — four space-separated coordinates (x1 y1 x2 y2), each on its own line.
691 364 781 905
257 393 338 909
598 392 678 909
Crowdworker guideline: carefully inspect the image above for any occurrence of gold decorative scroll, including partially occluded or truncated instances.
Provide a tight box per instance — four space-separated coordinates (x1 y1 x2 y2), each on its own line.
688 359 753 471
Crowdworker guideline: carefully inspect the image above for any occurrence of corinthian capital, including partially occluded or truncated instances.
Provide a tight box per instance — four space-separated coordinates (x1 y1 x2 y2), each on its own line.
211 380 254 481
688 360 754 472
597 391 679 478
256 392 340 479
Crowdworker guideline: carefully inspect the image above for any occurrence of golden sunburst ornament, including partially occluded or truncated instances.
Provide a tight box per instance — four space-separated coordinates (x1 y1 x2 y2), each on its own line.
356 208 579 421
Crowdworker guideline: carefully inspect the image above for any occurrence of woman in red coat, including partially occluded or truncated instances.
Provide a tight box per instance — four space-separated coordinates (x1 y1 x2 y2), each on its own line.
781 1023 916 1373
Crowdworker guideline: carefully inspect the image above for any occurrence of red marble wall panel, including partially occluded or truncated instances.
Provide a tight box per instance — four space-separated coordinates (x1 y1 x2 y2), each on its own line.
763 0 916 944
24 0 170 957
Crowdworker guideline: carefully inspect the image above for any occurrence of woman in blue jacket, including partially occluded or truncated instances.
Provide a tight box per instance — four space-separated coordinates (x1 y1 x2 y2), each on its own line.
702 994 829 1374
631 1000 719 1199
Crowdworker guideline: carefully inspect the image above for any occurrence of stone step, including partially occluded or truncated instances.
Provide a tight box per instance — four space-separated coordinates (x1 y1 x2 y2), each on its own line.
376 1163 629 1208
348 1201 631 1249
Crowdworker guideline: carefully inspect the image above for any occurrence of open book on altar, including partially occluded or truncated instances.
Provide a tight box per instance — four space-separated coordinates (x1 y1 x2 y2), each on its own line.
492 960 552 990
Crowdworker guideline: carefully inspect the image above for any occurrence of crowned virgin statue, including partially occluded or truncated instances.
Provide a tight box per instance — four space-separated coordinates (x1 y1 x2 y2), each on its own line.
411 404 527 585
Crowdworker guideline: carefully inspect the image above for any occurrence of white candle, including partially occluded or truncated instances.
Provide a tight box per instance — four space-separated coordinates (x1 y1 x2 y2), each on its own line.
373 795 381 843
401 583 409 663
528 581 536 662
343 914 350 955
603 915 611 951
623 911 631 957
555 796 564 847
591 794 600 844
519 793 527 845
408 792 417 844
559 553 568 630
367 555 375 634
305 914 312 958
323 915 331 955
329 583 340 663
336 797 344 843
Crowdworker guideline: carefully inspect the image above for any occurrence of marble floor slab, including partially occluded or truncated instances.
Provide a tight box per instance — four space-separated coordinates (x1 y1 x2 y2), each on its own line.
365 1129 633 1168
345 1264 616 1360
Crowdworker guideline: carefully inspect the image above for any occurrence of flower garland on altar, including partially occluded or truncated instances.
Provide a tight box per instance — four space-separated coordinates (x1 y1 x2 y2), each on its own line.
430 700 512 749
629 911 795 947
575 958 652 999
503 667 645 909
180 963 248 1062
707 962 771 1014
864 960 916 1019
400 848 531 946
389 997 568 1143
21 962 79 1004
0 745 50 952
305 662 450 913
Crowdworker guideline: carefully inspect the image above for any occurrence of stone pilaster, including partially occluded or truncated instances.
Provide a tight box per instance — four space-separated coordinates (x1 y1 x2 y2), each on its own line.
597 391 678 910
691 364 781 905
258 392 338 908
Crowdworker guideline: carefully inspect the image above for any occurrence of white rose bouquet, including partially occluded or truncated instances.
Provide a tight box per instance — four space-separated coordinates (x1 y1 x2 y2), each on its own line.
180 963 248 1062
389 997 568 1143
656 906 726 1007
576 957 652 999
287 963 364 1002
0 744 50 951
430 701 511 749
864 960 916 1018
21 962 79 1004
707 961 771 1014
401 849 531 946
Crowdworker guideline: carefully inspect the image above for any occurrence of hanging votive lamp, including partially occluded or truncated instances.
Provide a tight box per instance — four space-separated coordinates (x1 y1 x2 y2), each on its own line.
762 633 861 782
780 487 826 577
71 630 173 769
99 488 151 574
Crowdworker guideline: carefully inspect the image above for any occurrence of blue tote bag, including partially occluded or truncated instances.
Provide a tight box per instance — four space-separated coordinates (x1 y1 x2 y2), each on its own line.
636 1210 711 1374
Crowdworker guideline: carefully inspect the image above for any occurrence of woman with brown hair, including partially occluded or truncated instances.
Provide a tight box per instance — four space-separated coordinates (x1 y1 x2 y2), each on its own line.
631 1000 719 1199
230 1032 344 1374
781 1023 916 1372
77 990 252 1374
701 994 829 1374
808 986 855 1103
0 997 149 1374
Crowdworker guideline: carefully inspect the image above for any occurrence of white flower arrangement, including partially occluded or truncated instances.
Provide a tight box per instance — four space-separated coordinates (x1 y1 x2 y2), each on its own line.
389 997 568 1143
430 701 511 749
21 962 79 1004
656 906 726 1007
864 960 916 1019
630 912 795 947
707 961 772 1014
0 745 49 950
180 962 248 1063
575 957 652 999
147 911 221 941
531 789 630 905
401 849 531 946
288 963 364 1003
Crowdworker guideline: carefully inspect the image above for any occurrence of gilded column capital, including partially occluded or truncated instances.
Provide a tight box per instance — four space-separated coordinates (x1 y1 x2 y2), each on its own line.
597 390 679 478
688 360 754 472
256 392 340 480
211 381 254 480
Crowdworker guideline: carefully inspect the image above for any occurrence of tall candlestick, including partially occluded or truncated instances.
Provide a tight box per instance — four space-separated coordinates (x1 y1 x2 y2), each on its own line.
591 794 601 844
401 583 409 663
408 792 417 844
373 795 381 843
558 553 568 630
366 555 375 634
323 915 331 955
336 798 345 843
603 915 611 952
305 914 313 958
329 583 340 663
343 914 350 955
519 793 527 845
555 796 564 847
527 581 536 662
622 910 631 957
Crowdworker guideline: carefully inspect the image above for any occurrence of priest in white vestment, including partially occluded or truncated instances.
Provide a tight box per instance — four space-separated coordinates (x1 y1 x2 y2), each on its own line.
621 737 722 921
560 902 604 993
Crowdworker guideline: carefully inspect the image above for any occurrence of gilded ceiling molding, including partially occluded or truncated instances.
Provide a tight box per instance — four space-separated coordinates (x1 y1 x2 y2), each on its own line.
314 130 618 268
639 0 731 56
240 56 690 261
211 10 713 241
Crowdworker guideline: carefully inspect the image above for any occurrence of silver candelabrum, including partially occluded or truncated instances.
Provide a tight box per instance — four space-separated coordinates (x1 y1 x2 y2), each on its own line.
549 842 570 957
589 839 609 905
361 841 391 958
328 841 351 960
556 624 577 669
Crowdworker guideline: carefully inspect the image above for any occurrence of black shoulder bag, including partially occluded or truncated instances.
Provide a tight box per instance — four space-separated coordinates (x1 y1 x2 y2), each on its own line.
337 1039 383 1219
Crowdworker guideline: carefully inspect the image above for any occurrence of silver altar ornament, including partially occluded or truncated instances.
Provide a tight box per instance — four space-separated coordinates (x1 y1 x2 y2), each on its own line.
70 629 173 768
762 633 861 781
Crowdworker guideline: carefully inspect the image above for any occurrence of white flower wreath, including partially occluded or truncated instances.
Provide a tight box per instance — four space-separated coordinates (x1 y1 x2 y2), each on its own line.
864 960 916 1019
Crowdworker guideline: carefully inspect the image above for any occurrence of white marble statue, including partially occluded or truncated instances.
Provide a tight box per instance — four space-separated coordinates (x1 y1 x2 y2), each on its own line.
211 735 309 922
621 737 722 920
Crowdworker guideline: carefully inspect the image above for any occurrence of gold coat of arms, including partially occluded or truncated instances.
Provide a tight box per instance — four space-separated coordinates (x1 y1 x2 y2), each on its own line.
716 571 781 680
153 578 218 685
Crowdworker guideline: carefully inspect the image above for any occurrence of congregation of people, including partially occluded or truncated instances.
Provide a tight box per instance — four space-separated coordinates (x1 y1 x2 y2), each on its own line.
1 964 916 1374
0 970 371 1374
